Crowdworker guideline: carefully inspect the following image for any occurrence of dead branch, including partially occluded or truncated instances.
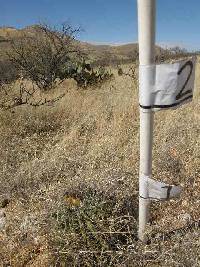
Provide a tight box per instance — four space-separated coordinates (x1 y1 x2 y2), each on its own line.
29 93 65 107
0 80 65 110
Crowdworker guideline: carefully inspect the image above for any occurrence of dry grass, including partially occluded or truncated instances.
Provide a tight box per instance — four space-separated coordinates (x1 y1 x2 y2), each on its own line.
0 61 199 266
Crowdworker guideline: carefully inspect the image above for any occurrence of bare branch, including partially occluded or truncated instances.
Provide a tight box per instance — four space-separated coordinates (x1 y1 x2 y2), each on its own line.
7 23 83 90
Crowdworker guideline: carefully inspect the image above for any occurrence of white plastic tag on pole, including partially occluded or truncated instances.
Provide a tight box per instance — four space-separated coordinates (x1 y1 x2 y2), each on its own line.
140 175 182 201
139 57 196 111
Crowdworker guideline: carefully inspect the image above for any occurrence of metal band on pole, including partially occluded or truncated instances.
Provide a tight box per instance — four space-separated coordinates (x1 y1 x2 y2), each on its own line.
137 0 156 241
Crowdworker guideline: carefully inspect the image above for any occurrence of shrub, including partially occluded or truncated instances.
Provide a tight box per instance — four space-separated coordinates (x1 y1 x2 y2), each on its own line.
156 46 192 63
7 23 83 90
50 187 137 266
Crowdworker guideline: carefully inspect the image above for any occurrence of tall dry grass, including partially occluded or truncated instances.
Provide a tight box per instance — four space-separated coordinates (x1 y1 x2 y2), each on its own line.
0 62 199 266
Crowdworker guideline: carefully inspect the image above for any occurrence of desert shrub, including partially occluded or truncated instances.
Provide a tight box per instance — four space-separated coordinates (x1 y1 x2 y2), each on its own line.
117 65 138 88
50 187 137 266
7 23 83 90
156 46 192 63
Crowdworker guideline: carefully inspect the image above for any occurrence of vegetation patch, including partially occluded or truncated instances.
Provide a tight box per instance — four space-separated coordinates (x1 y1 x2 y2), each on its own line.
50 186 138 266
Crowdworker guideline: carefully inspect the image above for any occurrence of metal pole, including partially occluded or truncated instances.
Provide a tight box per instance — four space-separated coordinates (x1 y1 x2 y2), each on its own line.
137 0 156 241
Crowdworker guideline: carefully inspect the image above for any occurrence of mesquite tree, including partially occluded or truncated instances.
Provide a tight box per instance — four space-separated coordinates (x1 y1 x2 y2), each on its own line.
8 23 83 90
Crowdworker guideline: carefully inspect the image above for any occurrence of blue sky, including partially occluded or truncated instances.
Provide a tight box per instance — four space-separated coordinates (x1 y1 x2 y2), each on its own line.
1 0 200 50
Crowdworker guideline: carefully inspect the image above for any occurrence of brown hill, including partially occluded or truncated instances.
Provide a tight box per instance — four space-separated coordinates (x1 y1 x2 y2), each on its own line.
0 25 163 64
